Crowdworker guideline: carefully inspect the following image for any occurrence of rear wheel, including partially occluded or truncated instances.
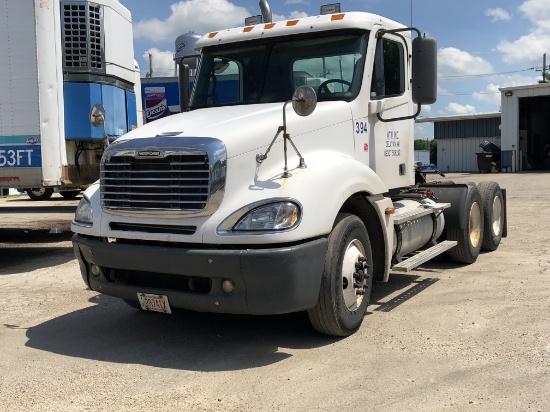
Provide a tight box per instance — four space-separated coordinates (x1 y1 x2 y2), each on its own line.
477 181 504 251
447 184 484 264
26 187 53 201
307 214 373 337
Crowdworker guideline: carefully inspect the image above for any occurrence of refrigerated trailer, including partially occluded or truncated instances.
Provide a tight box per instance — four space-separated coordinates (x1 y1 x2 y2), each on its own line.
0 0 140 200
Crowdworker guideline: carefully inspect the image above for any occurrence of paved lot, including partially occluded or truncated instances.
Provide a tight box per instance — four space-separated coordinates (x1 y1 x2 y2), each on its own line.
0 173 549 411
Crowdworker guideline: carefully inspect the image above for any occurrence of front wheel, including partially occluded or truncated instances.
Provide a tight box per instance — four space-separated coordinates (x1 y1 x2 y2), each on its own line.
26 187 54 201
307 214 373 337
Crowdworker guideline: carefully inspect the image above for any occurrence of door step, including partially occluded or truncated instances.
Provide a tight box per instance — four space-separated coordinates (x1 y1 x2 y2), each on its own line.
391 240 457 273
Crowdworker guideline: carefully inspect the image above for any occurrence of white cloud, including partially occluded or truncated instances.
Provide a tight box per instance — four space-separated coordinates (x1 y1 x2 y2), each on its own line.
472 84 502 106
438 47 493 77
270 11 308 21
141 48 176 77
288 10 309 19
414 122 434 140
496 0 550 65
443 102 477 116
133 0 250 43
472 72 541 106
285 0 309 5
519 0 550 29
485 8 512 22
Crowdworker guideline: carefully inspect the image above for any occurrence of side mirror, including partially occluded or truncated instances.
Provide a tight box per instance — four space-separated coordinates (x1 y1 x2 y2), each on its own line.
292 85 317 117
412 36 437 105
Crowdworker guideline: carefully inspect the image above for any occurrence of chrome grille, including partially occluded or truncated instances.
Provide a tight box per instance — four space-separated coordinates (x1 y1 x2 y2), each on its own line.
101 153 210 211
61 1 104 72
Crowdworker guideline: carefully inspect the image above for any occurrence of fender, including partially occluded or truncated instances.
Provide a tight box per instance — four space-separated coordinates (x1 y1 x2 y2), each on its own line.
202 151 389 244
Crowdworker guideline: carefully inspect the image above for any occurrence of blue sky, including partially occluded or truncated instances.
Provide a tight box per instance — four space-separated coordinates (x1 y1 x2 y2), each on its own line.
120 0 550 139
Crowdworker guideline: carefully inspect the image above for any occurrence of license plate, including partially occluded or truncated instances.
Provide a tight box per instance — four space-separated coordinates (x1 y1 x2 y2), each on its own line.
137 293 172 314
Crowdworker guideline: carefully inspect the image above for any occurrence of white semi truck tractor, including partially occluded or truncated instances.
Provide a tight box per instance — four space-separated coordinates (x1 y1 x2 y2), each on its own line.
72 2 507 336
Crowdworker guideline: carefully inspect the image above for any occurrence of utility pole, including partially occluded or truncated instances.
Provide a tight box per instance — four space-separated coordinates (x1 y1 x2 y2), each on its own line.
543 53 547 83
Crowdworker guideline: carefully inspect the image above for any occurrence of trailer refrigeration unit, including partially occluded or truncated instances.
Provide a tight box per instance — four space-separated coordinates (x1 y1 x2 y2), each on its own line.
72 2 507 337
0 0 140 200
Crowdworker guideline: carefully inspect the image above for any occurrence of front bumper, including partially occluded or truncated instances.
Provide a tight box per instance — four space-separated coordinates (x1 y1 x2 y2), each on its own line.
72 234 327 315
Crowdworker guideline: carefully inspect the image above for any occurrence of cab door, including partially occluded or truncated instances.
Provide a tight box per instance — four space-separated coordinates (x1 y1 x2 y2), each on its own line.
367 34 414 189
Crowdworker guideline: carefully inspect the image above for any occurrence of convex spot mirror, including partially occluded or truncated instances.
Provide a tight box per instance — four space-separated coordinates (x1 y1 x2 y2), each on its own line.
292 85 317 117
412 36 437 105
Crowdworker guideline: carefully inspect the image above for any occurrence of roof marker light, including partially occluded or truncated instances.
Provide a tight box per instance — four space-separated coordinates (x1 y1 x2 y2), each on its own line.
321 3 341 15
243 26 254 33
245 15 263 26
331 14 345 21
208 32 218 38
264 23 276 29
286 20 299 26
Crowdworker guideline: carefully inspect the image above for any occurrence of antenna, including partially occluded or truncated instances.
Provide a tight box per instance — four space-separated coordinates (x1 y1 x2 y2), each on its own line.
146 53 153 78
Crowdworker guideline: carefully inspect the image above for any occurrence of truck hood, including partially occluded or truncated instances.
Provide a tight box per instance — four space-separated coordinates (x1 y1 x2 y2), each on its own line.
117 102 351 158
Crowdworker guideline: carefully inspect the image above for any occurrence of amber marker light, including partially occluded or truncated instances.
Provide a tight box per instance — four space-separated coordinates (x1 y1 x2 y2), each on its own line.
385 207 396 215
243 26 254 32
331 14 345 21
208 32 218 38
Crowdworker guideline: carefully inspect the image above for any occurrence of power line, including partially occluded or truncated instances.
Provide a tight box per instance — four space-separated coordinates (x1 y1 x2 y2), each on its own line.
439 67 535 80
439 91 501 96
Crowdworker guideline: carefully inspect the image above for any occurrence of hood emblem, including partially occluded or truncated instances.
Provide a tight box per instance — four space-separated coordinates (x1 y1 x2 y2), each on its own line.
136 150 162 157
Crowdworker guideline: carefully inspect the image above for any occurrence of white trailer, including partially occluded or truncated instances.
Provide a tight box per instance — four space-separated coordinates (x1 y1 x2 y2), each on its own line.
0 0 140 200
72 2 507 336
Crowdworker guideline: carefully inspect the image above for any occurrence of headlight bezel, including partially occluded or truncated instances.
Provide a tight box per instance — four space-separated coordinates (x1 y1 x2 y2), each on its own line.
218 199 302 234
73 195 93 227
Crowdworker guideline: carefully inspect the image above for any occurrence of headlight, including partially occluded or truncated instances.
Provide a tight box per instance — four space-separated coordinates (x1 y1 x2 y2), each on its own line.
74 196 93 227
233 202 300 231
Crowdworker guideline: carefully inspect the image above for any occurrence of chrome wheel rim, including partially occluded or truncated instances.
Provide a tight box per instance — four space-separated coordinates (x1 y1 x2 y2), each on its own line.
470 201 482 248
341 239 365 311
31 188 46 196
491 195 502 236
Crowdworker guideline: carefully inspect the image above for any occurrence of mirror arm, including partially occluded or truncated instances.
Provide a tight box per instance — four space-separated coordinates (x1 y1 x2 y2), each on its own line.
377 27 421 39
376 103 422 123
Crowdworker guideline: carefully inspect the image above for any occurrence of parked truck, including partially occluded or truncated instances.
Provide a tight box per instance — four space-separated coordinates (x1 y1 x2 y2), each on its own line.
72 2 507 336
0 0 140 200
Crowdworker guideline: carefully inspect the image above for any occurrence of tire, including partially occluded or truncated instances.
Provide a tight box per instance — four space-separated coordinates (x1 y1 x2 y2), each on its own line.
307 214 373 337
59 190 80 199
26 187 54 201
477 181 504 251
447 184 484 264
123 299 143 310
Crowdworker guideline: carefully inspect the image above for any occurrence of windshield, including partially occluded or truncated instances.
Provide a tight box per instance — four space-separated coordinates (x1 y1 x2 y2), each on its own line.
189 32 368 109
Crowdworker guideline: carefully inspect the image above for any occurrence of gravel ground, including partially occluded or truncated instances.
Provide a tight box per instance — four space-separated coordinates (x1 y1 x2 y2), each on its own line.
0 172 549 411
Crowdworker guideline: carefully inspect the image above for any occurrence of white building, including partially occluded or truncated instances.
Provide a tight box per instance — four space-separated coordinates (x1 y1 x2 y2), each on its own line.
500 83 550 171
416 82 550 173
416 112 501 173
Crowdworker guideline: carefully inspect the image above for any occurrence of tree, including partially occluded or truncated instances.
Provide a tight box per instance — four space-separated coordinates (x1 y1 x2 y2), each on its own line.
414 139 430 150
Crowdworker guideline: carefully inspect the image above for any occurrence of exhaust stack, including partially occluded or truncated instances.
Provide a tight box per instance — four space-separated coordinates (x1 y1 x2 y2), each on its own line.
260 0 272 23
